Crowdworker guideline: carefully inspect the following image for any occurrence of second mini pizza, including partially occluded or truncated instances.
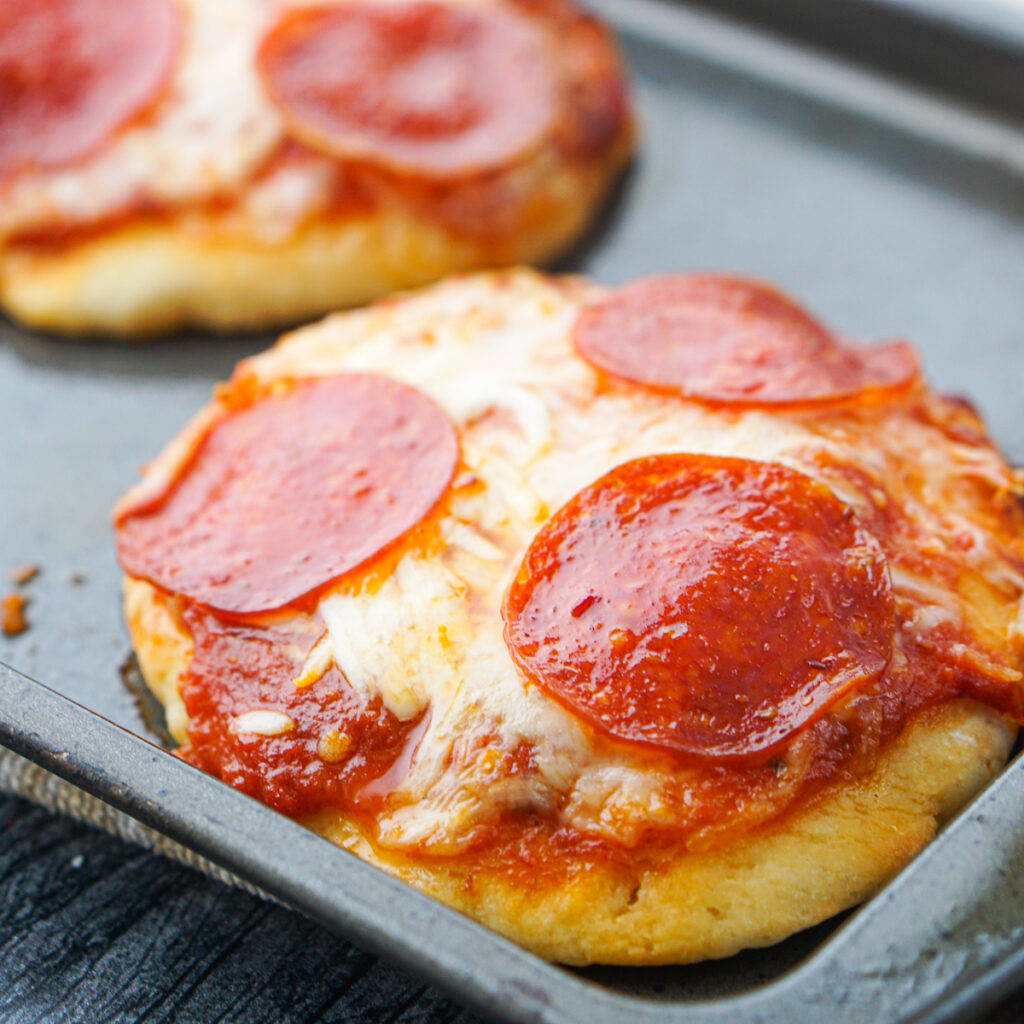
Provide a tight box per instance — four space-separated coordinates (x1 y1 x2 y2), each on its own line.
0 0 632 337
115 269 1024 964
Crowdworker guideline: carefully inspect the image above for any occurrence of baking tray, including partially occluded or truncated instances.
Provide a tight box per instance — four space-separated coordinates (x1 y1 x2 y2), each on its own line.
2 0 1024 1021
684 0 1024 120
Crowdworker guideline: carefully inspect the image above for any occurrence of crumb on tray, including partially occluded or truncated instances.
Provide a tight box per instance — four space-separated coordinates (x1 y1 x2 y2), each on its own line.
2 592 29 636
9 564 39 586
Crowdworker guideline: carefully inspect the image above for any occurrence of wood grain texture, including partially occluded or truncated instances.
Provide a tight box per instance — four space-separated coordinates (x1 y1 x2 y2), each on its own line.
0 794 481 1024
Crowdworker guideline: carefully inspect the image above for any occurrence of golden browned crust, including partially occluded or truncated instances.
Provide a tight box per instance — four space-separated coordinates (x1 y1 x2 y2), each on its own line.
314 700 1013 965
124 579 191 744
0 139 627 338
123 576 1016 965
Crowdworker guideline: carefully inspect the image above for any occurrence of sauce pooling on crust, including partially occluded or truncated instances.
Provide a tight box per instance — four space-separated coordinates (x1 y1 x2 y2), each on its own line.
116 374 459 616
179 605 423 818
0 0 181 179
573 275 920 407
503 454 895 761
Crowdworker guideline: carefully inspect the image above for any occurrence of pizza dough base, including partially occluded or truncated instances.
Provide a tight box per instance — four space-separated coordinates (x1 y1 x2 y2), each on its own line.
0 122 630 339
1 212 479 337
124 576 1016 965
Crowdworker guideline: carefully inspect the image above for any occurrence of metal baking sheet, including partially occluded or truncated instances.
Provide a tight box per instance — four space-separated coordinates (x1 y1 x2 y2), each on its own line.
3 1 1024 1021
683 0 1024 120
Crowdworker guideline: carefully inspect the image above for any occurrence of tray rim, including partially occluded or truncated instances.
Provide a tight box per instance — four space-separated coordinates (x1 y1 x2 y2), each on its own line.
589 0 1024 177
4 660 1024 1024
865 0 1024 49
674 0 1024 127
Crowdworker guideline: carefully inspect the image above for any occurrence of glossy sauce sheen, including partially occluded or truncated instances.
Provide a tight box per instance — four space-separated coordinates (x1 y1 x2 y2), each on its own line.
116 374 459 615
0 0 181 178
257 1 558 177
179 605 420 818
503 455 896 761
573 275 920 407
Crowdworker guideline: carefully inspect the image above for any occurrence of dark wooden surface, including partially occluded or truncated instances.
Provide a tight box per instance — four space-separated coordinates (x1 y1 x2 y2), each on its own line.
0 793 481 1024
3 790 1024 1024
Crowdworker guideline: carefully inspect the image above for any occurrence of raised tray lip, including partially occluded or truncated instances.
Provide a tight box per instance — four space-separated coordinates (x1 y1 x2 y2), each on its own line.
860 0 1024 52
4 659 1024 1024
667 0 1024 129
586 0 1024 180
4 1 1024 1021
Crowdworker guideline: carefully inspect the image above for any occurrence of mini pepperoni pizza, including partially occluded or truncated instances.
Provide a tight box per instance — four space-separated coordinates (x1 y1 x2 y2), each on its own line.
0 0 631 337
115 270 1024 964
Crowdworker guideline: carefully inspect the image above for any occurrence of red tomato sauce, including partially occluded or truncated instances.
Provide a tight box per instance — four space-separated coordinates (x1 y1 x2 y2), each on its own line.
178 603 423 818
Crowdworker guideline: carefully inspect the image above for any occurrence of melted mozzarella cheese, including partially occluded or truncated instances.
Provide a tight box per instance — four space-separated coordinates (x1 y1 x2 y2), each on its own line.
232 272 845 851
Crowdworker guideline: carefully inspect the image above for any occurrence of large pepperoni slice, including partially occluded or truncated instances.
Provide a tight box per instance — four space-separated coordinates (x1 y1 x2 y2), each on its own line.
0 0 181 178
573 275 920 407
503 455 895 762
117 375 459 616
257 1 558 177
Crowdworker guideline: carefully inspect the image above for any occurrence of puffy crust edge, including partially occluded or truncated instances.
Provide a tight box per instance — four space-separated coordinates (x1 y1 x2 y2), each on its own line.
0 140 629 338
124 576 1017 965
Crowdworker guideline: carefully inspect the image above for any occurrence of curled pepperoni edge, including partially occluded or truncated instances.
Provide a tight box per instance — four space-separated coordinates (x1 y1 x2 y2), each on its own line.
572 274 922 409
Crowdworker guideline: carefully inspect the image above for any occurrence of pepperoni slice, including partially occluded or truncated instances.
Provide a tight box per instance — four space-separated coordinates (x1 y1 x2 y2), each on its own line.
117 375 459 616
573 275 920 407
502 455 895 762
0 0 181 178
257 1 558 177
